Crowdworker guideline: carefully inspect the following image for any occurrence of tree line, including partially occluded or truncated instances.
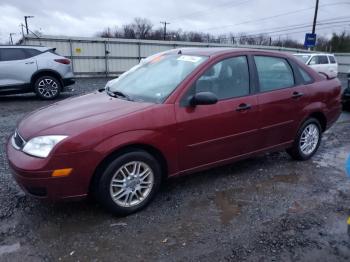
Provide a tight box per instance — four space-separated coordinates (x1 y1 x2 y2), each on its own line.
97 17 350 52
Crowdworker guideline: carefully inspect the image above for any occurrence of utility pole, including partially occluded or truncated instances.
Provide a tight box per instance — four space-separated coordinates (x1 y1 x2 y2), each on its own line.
20 24 25 38
312 0 319 35
9 33 15 45
24 16 34 34
160 21 170 41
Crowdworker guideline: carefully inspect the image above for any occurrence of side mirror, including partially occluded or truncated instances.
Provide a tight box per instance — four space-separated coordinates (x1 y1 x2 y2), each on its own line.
190 92 218 106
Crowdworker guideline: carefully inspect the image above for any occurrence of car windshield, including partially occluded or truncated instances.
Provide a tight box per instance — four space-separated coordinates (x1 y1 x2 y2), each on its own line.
293 54 311 64
107 53 208 103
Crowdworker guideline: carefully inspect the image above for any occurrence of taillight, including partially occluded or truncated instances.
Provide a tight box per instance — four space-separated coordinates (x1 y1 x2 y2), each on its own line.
54 58 70 65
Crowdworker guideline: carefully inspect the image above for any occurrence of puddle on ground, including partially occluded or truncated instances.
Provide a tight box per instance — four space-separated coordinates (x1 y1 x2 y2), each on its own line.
0 243 20 256
209 173 302 225
269 173 300 184
214 191 242 224
313 146 350 173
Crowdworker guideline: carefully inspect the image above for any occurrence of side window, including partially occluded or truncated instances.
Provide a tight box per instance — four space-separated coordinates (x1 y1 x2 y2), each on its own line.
318 55 329 64
254 56 295 92
0 48 28 61
24 49 41 58
309 56 319 65
328 56 336 64
297 66 313 84
195 56 250 100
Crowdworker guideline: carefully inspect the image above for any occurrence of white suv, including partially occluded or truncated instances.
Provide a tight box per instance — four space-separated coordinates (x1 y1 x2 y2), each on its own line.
293 53 338 78
0 45 75 99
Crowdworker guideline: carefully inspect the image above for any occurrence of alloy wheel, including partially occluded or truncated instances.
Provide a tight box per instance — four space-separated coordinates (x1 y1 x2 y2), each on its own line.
38 78 59 98
299 123 320 155
109 161 154 207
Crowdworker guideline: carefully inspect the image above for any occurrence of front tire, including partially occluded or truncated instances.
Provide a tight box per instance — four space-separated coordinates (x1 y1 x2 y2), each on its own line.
95 150 162 216
34 76 61 100
287 118 322 161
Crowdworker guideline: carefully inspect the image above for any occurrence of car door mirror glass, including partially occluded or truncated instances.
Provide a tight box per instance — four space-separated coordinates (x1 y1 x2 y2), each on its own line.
190 92 218 106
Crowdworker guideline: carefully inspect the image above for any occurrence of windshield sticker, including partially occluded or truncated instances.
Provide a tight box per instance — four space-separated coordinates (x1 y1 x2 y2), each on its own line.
177 55 202 63
149 55 165 64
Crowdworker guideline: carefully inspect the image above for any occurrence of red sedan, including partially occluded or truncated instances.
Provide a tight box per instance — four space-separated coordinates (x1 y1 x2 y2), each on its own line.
7 48 342 215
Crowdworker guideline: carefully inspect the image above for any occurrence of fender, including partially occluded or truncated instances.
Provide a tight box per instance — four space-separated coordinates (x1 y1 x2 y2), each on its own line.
93 129 179 175
30 69 63 87
299 101 328 130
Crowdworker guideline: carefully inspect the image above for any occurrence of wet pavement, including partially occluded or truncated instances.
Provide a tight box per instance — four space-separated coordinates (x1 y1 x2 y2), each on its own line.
0 77 349 261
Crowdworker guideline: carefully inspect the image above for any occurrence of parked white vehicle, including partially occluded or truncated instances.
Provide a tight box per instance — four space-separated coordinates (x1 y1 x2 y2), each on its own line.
293 53 338 78
0 45 75 99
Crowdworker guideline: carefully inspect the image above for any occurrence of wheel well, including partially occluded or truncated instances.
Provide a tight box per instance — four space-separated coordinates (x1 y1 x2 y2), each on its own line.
31 70 63 89
89 144 168 194
309 112 327 132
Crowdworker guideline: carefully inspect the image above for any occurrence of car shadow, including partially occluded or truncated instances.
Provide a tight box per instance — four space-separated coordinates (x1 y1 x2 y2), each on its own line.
0 92 74 103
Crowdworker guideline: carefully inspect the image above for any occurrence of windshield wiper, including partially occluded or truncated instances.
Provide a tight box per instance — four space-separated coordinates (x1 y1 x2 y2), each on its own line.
106 87 133 101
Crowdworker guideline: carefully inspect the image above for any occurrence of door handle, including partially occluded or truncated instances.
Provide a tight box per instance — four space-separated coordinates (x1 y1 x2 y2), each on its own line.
236 103 251 112
25 61 34 64
292 92 304 99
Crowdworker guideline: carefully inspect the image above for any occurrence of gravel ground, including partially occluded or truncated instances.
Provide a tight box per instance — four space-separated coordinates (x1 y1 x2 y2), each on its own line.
0 77 349 261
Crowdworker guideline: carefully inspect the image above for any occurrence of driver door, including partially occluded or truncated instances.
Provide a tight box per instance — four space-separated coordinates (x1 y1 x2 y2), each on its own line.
175 55 260 172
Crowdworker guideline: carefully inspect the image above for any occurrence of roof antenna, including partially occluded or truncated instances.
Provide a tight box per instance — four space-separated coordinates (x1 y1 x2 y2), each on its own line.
177 49 182 55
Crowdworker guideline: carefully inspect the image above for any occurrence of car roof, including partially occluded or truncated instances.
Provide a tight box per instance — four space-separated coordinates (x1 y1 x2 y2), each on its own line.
0 45 53 52
164 47 293 58
294 53 335 56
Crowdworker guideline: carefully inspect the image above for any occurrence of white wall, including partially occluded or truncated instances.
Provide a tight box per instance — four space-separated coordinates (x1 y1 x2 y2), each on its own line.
23 35 350 77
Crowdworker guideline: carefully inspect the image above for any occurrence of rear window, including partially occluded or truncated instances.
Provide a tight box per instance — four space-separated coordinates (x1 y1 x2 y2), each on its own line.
328 55 336 64
297 66 313 84
24 48 41 58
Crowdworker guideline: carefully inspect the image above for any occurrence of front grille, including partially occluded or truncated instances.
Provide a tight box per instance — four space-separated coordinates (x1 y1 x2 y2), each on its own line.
12 130 26 150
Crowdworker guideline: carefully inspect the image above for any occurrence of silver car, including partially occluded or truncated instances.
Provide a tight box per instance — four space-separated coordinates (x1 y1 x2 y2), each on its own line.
0 45 75 99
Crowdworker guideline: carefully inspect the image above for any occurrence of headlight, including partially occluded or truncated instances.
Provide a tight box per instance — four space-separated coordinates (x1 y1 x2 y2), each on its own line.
22 135 67 158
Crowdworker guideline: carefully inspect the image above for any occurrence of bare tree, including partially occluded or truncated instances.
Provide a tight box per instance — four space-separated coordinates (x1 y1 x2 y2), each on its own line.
123 24 136 39
99 27 113 38
132 17 153 39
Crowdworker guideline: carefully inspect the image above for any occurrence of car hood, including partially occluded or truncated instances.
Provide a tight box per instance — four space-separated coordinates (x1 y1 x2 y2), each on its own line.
18 92 153 139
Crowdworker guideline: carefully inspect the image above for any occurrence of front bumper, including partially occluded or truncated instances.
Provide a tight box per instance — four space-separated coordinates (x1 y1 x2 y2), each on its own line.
6 138 100 201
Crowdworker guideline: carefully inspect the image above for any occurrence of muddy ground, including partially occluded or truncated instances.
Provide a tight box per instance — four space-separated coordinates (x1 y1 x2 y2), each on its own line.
0 77 349 262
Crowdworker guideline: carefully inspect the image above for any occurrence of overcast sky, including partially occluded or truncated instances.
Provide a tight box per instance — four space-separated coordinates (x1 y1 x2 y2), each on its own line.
1 0 349 44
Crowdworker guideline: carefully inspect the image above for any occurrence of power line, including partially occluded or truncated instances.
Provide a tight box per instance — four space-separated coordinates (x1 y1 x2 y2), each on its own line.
201 2 350 32
268 23 350 39
233 16 350 38
234 18 350 39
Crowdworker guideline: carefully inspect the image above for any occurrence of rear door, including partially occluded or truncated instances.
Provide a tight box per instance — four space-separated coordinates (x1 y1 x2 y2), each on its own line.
254 55 309 148
0 48 38 88
175 55 260 171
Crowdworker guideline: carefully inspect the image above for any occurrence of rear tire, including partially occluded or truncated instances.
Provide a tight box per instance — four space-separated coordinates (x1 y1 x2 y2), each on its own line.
95 150 162 216
34 76 61 100
286 118 322 161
